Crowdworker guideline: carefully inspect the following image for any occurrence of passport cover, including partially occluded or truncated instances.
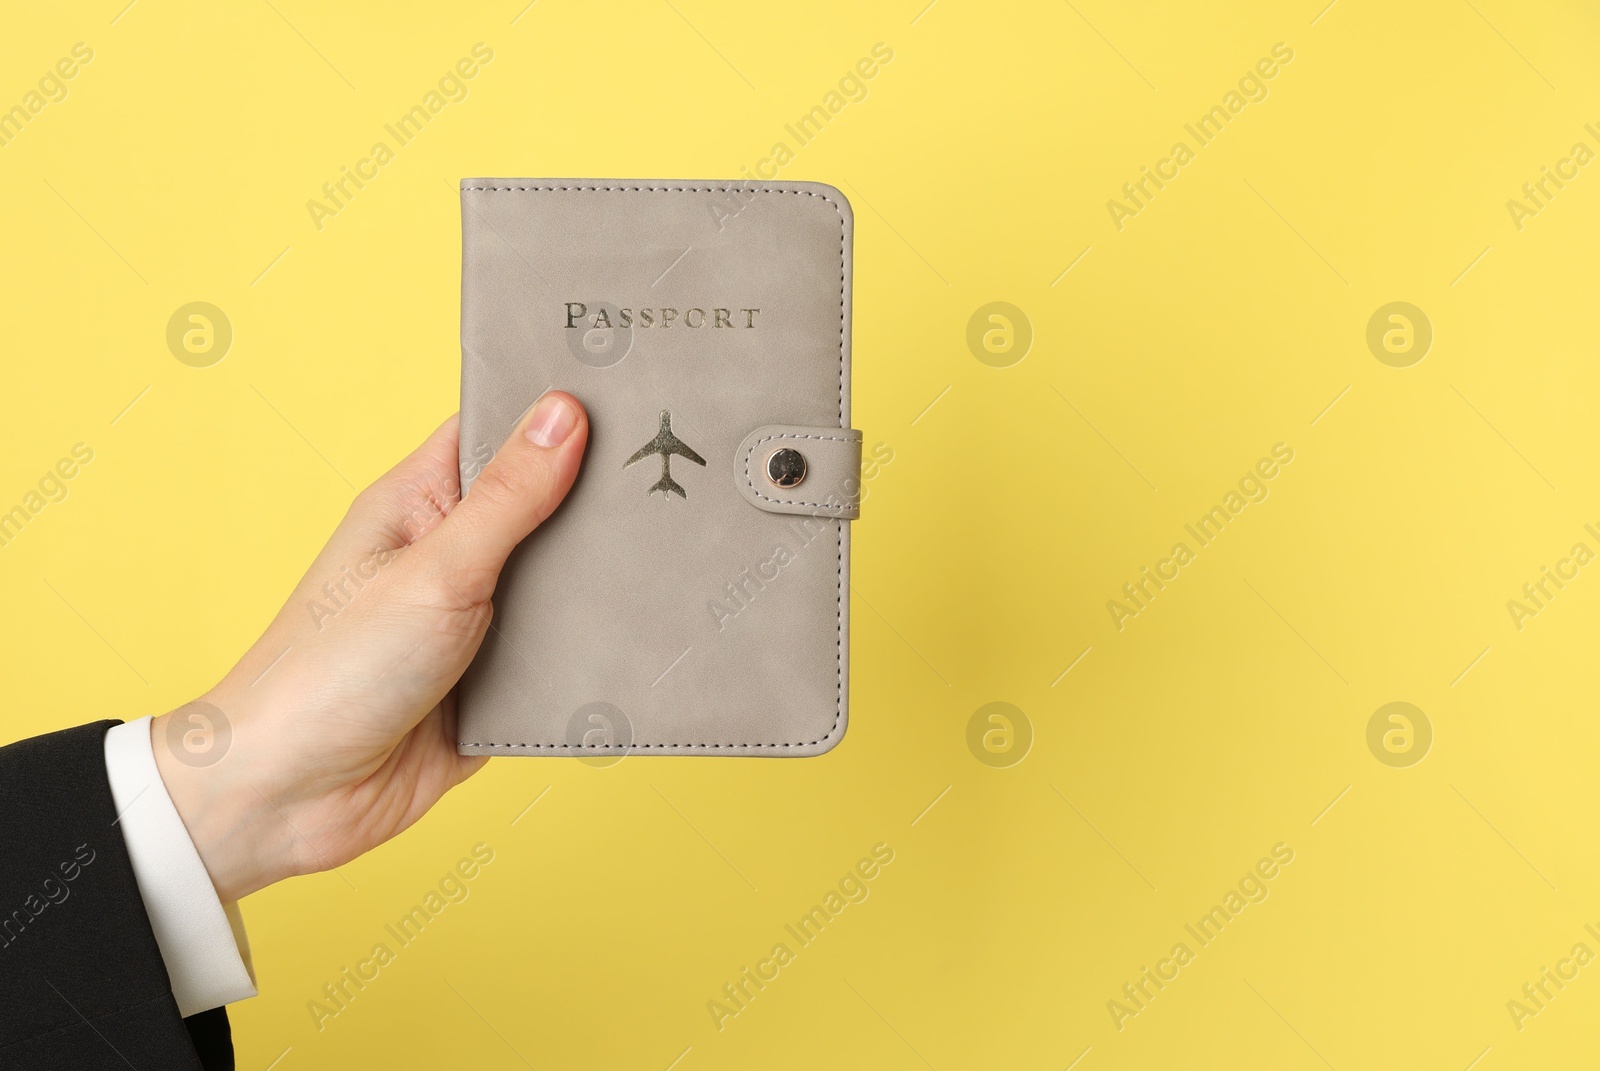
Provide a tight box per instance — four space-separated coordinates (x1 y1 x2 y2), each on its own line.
456 179 858 757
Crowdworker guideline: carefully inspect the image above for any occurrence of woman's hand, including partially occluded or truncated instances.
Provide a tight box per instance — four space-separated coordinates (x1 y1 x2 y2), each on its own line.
152 392 588 902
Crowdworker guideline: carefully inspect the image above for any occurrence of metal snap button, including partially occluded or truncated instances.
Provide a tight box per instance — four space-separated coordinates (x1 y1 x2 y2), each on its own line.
765 447 807 489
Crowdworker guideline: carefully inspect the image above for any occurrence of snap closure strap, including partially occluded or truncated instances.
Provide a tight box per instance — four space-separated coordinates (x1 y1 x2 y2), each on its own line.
734 425 863 519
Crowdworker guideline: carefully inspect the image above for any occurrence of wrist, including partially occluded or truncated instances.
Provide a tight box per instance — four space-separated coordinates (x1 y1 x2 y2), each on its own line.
151 700 299 901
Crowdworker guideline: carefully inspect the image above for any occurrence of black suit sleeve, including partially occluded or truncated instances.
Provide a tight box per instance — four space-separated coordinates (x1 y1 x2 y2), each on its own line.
0 720 234 1070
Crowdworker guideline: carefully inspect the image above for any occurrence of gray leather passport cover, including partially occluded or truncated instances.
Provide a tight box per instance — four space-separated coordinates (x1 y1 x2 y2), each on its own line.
456 179 855 757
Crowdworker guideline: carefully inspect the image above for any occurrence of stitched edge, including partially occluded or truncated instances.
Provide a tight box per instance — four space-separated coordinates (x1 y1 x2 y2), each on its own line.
459 181 848 752
742 432 862 511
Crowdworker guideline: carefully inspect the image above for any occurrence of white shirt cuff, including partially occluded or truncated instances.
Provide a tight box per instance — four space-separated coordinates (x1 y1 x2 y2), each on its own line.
104 716 258 1017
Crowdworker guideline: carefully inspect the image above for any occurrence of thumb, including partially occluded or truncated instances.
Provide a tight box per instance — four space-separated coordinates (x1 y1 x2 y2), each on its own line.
426 390 588 601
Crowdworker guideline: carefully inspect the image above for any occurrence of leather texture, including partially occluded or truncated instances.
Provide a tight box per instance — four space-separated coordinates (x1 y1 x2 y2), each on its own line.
734 425 862 519
457 179 855 757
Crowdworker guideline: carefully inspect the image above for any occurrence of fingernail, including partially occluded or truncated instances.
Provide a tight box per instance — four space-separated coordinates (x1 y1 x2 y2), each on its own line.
525 393 578 447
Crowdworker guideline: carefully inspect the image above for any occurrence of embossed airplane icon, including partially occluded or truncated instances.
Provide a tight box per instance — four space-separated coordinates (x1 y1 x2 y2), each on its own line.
623 410 706 498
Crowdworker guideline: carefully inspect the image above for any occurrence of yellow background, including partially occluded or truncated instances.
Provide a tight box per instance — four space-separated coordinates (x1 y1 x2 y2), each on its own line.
3 0 1599 1066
